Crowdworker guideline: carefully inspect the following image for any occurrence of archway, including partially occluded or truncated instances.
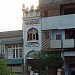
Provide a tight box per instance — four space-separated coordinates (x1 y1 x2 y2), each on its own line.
27 28 39 41
26 50 38 73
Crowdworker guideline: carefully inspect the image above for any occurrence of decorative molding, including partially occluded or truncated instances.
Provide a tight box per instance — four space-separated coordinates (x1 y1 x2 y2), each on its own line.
25 43 40 47
25 19 40 25
22 4 40 17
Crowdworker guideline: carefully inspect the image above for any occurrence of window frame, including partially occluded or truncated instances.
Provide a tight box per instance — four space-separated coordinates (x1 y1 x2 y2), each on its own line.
27 28 38 41
8 44 22 59
2 45 5 54
56 34 62 40
45 32 49 39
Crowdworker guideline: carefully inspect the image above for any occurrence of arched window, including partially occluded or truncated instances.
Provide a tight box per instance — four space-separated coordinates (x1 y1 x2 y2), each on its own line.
27 28 38 41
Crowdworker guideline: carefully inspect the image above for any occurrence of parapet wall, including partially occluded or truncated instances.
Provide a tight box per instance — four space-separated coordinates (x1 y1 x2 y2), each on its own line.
22 4 40 18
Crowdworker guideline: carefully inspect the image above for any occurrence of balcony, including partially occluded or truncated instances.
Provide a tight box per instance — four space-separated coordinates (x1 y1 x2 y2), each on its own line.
63 39 75 48
50 40 62 48
50 39 75 48
42 14 75 30
7 59 23 65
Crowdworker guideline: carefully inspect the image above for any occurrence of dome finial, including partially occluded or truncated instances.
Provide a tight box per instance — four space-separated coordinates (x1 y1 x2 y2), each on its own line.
22 3 25 9
31 5 34 10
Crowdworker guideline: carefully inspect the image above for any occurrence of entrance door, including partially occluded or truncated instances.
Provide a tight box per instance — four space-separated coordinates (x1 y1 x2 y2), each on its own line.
71 71 75 75
69 63 75 75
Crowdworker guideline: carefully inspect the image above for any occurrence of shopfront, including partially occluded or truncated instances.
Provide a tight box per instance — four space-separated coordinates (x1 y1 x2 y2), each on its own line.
64 52 75 75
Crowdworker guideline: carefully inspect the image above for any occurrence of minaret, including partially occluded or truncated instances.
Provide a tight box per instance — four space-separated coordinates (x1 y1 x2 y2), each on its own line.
22 3 25 17
22 4 42 73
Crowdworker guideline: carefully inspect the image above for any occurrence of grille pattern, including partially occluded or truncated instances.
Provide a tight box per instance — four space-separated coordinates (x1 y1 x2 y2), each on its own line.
42 30 51 51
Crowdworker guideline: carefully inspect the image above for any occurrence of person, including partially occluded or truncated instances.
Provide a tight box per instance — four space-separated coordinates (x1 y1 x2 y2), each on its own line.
30 70 34 75
57 68 63 75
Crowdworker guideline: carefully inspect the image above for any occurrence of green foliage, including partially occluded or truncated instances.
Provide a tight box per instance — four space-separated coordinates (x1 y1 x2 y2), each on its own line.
47 54 63 68
0 59 15 75
34 49 64 75
34 50 46 70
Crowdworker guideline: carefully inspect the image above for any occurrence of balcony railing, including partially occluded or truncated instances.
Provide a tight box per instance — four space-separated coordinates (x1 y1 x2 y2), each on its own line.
50 40 62 48
63 39 75 48
50 39 75 48
7 59 23 65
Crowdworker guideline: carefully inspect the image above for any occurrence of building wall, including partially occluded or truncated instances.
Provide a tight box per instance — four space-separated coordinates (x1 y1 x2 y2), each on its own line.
40 4 60 17
42 30 51 50
41 14 75 30
39 0 75 5
40 1 75 17
51 30 65 40
7 65 23 75
0 30 23 75
60 2 75 15
39 0 64 5
39 1 75 75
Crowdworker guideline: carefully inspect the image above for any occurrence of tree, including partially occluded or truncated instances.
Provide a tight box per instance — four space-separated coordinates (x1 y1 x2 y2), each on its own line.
34 49 64 75
0 59 15 75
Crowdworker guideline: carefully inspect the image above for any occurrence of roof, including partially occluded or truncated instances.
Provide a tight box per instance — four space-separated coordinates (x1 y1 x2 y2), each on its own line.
0 30 23 38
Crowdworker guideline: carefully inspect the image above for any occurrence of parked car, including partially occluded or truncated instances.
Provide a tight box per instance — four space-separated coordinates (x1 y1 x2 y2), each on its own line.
33 70 39 75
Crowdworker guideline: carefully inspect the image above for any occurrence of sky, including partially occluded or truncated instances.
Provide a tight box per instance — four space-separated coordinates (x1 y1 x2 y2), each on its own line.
0 0 38 32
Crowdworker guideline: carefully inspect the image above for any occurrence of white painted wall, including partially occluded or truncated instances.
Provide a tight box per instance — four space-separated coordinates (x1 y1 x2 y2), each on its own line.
51 30 65 40
42 14 75 30
23 16 42 64
8 48 13 59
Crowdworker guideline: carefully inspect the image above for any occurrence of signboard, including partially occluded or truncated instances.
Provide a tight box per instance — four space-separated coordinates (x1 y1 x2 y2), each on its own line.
64 52 75 56
25 19 40 25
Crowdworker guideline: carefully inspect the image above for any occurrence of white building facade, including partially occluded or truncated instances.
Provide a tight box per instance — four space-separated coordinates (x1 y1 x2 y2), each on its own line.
0 0 75 75
22 0 75 75
22 5 42 73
